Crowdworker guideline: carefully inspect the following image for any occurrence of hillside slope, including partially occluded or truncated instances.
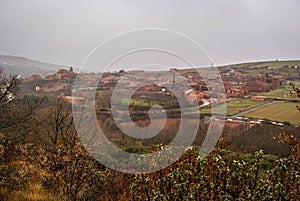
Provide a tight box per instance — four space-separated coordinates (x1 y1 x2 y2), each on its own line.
0 55 68 78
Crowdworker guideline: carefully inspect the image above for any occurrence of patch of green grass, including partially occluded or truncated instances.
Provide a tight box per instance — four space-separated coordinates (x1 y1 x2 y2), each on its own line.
243 102 300 125
121 98 160 107
200 98 266 116
252 82 300 101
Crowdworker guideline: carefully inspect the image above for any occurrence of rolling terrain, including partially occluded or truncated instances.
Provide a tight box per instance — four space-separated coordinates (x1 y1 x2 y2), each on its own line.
217 60 300 79
0 55 68 78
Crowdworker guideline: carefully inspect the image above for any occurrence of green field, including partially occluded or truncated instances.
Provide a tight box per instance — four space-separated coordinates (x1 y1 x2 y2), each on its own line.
200 98 266 116
243 102 300 125
121 98 160 106
252 82 300 101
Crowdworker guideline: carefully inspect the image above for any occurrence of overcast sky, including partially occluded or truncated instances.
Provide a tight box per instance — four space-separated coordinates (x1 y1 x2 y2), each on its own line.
0 0 299 69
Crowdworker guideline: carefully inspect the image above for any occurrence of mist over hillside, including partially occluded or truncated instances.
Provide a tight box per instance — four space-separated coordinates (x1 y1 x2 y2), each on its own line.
0 55 69 78
1 54 300 79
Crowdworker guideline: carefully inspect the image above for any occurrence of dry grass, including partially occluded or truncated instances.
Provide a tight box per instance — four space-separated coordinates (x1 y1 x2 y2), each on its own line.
2 183 60 201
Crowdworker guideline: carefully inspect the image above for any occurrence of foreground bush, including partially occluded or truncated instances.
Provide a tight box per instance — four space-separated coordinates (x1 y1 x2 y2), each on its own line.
2 145 299 201
130 148 300 201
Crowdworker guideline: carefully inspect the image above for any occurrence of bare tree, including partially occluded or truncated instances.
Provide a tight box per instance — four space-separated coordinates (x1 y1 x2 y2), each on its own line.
0 67 19 107
38 97 105 200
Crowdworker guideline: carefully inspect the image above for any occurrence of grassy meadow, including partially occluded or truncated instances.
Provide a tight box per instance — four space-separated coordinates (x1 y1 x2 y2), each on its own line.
243 102 300 125
251 81 300 101
200 98 266 116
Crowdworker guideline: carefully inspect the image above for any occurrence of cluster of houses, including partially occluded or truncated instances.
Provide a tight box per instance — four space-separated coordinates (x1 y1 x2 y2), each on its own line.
26 67 77 82
24 67 286 105
221 72 285 98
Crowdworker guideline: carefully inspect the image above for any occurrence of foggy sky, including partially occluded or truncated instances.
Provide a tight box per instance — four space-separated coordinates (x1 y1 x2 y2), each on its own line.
0 0 299 69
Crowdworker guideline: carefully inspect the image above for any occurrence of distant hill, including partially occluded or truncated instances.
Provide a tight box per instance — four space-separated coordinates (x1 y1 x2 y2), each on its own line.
217 60 300 71
212 60 300 80
0 55 69 78
1 55 299 79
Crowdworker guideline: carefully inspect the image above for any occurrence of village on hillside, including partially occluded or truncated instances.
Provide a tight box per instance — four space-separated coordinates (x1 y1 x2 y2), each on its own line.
24 65 287 104
20 65 300 139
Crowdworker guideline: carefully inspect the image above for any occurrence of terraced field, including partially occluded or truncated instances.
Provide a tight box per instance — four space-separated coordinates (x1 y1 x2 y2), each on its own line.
200 98 266 116
243 102 300 125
